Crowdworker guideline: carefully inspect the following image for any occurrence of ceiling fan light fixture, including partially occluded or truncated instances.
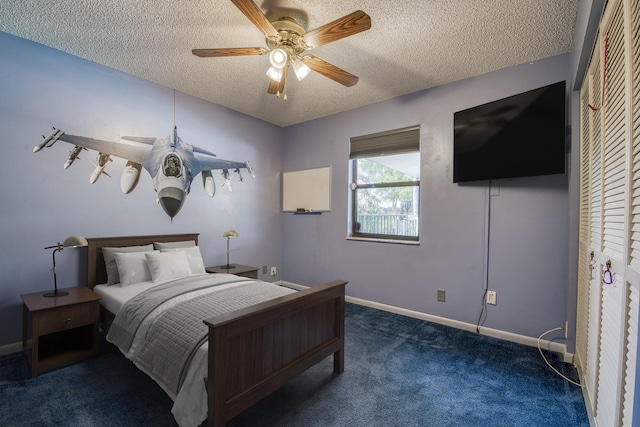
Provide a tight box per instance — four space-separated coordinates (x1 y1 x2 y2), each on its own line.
291 58 311 81
269 48 287 69
190 4 371 96
266 66 283 82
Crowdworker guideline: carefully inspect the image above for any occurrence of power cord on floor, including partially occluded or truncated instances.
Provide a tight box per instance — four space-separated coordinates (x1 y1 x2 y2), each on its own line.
537 327 584 387
475 289 488 333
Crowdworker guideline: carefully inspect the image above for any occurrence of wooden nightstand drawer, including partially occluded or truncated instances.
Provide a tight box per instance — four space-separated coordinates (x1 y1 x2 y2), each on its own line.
22 286 101 377
37 302 97 335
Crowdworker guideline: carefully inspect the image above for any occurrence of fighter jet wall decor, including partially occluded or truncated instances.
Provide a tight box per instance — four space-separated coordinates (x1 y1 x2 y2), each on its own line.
34 126 254 219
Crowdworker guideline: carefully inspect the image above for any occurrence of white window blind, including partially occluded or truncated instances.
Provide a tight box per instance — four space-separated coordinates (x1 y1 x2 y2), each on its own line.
349 125 420 159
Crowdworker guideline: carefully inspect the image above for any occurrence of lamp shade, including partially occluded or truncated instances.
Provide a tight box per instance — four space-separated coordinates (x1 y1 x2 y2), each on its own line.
222 230 238 238
291 57 311 81
266 66 283 82
221 230 238 269
269 48 287 69
63 235 88 248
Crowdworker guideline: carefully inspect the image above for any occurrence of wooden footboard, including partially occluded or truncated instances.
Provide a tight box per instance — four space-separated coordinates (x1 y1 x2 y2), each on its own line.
204 279 347 427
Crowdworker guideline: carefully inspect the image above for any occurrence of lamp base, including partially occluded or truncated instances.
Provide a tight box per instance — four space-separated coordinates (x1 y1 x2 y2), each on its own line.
220 264 236 269
43 290 69 297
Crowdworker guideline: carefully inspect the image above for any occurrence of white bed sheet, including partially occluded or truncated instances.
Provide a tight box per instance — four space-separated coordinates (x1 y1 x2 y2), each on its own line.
94 280 158 314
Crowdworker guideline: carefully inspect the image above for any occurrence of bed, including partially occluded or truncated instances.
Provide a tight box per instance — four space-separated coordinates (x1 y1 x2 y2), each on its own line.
85 233 347 427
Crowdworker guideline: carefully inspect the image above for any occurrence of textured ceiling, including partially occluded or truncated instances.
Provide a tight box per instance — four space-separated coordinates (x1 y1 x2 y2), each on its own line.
0 0 578 127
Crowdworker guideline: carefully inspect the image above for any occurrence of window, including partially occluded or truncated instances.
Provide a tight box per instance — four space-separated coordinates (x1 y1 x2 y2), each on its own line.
349 125 420 242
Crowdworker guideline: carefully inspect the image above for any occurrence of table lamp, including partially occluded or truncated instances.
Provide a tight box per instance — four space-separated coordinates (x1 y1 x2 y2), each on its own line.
43 235 88 297
221 229 238 269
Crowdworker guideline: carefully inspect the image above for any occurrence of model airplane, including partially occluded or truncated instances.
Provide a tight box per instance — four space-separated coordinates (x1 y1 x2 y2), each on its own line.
34 126 254 219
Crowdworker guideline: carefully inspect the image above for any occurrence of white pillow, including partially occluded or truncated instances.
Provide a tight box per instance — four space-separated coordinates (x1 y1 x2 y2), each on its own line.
153 240 196 250
161 246 206 274
114 250 158 287
145 251 192 283
102 244 154 285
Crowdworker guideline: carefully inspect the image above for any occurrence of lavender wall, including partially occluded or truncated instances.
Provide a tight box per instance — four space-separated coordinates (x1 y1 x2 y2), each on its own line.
0 29 581 350
0 32 284 347
281 54 572 341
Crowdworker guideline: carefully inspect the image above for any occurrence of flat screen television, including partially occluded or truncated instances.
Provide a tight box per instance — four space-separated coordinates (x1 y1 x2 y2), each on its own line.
453 81 566 183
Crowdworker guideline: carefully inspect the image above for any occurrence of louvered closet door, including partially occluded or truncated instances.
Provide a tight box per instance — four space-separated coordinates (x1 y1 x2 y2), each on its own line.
586 50 604 415
623 1 640 426
578 0 640 426
594 2 629 426
630 0 640 273
576 92 591 381
578 82 600 411
622 282 639 426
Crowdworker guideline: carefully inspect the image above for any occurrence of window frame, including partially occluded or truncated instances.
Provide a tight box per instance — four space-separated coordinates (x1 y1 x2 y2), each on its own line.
348 125 421 243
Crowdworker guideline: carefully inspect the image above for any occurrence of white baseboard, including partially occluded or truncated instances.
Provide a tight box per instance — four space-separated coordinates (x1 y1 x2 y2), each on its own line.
347 295 572 361
3 281 573 364
0 341 23 357
275 280 572 362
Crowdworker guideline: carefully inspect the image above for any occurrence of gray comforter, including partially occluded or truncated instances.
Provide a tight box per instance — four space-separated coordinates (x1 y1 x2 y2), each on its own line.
107 274 294 396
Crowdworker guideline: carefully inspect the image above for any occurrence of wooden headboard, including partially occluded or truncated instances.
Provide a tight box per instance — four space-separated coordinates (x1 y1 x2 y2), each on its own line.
85 233 199 289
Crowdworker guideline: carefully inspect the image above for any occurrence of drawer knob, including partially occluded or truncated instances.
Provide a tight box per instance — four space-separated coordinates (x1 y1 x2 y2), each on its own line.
65 318 71 323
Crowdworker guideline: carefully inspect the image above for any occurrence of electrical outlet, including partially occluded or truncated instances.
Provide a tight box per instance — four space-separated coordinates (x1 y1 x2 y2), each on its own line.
487 290 497 305
437 289 446 302
262 265 267 274
270 267 276 276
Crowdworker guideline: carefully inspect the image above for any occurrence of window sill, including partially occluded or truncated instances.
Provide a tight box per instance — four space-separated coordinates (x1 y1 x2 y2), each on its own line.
346 236 420 246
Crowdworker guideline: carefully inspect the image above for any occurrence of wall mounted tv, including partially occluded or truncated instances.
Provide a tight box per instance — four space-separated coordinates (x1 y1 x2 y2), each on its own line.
453 81 566 183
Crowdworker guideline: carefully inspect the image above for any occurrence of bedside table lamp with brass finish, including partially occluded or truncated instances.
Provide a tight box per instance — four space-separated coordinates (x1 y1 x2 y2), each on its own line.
43 235 88 297
221 229 238 269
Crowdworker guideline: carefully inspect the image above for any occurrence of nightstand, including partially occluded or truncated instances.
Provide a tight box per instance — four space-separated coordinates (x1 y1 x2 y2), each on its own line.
21 286 101 378
206 264 259 279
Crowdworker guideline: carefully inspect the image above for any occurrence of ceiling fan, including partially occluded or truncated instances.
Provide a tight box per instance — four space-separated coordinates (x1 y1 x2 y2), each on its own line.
192 0 371 99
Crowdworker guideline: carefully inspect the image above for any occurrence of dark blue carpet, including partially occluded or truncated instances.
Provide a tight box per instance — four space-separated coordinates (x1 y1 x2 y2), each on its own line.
1 303 587 426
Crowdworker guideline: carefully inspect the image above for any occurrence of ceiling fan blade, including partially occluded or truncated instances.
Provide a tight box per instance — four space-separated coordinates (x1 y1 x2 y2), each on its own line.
192 47 268 57
267 79 279 95
303 55 359 87
268 64 289 95
302 10 371 48
231 0 279 38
